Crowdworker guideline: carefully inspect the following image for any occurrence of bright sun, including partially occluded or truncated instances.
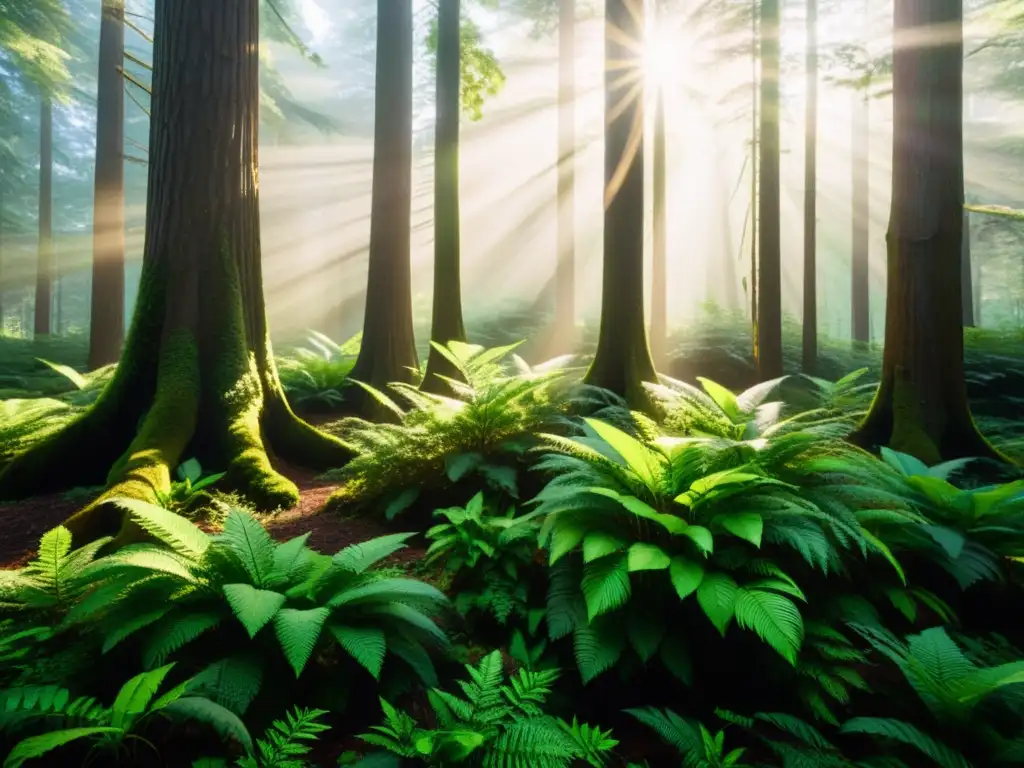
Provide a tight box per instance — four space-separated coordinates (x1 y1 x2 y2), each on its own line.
644 32 676 87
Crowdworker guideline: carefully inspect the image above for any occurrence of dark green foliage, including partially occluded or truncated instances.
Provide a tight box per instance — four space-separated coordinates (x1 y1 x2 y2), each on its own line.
355 650 616 766
276 332 360 412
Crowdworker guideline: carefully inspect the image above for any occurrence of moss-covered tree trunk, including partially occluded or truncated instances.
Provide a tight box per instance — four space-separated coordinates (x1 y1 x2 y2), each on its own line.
421 0 467 394
34 97 53 337
552 0 576 353
853 0 994 463
851 89 870 345
755 0 782 380
88 0 126 370
651 67 667 370
583 0 656 407
347 0 417 413
802 0 818 372
0 0 354 541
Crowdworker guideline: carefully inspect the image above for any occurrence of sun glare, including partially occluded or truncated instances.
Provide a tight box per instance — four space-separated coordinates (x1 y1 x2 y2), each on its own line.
643 31 675 88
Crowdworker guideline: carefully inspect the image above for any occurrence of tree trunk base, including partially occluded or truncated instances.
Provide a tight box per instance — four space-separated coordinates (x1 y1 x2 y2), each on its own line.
0 332 355 546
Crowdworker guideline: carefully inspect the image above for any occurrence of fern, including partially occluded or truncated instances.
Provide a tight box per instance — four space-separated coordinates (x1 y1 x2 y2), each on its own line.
235 706 330 768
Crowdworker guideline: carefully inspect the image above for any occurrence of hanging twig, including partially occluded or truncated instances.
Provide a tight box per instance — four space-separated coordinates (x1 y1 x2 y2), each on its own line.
119 66 152 96
124 18 153 43
124 50 152 71
125 84 150 117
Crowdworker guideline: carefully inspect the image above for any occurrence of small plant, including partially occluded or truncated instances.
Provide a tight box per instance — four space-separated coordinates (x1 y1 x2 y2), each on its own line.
626 707 751 768
0 663 250 767
425 492 539 626
355 650 616 766
276 331 360 411
154 457 227 514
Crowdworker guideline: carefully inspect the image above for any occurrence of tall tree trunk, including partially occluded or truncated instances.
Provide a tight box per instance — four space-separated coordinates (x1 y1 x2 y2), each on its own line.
802 0 818 372
88 0 127 370
35 98 53 338
853 0 995 463
851 89 870 344
651 76 667 369
961 209 975 327
553 0 576 351
421 0 467 393
583 0 657 407
0 160 5 334
756 0 783 380
749 0 759 326
347 0 417 415
0 0 354 542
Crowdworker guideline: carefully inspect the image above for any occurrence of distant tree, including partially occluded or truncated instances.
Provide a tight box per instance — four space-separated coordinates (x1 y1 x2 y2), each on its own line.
802 0 819 371
755 0 782 379
650 0 667 369
35 97 53 337
422 0 467 394
555 0 577 353
347 0 418 413
88 0 127 369
0 0 355 541
584 0 657 406
854 0 997 462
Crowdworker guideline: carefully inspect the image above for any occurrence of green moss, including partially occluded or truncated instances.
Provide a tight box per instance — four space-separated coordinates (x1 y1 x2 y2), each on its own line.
63 331 201 544
887 372 942 465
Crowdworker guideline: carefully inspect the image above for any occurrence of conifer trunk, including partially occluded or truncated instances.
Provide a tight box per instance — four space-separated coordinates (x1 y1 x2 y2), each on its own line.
851 89 870 344
0 0 354 541
88 0 127 370
961 210 975 327
583 0 657 407
802 0 818 372
651 81 667 369
35 98 53 338
853 0 995 463
756 0 783 379
421 0 467 393
553 0 576 351
348 0 417 412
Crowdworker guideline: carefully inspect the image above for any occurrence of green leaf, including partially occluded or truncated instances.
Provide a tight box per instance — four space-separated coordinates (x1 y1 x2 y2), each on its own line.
587 488 689 534
627 543 670 572
4 728 122 768
384 488 420 521
840 717 969 768
581 554 631 620
111 664 176 729
223 584 286 638
329 625 386 679
160 697 253 754
697 377 741 421
583 532 627 562
113 498 210 557
583 418 661 487
697 573 738 636
177 457 204 484
684 526 714 555
720 512 763 547
333 533 416 573
573 623 624 684
669 557 704 600
36 358 88 389
734 589 804 665
273 608 331 677
879 447 930 477
220 509 277 588
862 529 906 585
627 610 666 662
446 452 484 482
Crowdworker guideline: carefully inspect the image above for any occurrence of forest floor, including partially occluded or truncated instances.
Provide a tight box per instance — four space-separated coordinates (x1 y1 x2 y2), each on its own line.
0 460 417 570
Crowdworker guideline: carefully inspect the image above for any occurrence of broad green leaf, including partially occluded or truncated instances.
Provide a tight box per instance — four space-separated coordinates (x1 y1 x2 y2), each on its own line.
581 554 631 620
684 526 714 555
333 533 416 573
583 418 662 487
329 625 387 679
586 488 689 534
223 584 286 638
697 377 740 421
4 728 122 768
697 573 738 635
384 488 420 521
583 532 627 562
446 452 484 482
862 529 906 585
273 608 331 677
111 664 176 729
735 589 804 665
879 447 930 477
720 512 763 547
114 498 210 557
627 543 671 572
669 557 705 600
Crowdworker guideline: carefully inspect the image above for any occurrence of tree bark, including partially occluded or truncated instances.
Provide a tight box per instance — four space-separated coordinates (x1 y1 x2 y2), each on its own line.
347 0 418 415
0 0 354 542
421 0 468 394
583 0 657 407
802 0 818 372
756 0 783 380
552 0 576 353
88 0 127 370
749 0 758 324
851 89 870 345
852 0 996 463
961 208 975 327
35 98 53 338
650 80 667 369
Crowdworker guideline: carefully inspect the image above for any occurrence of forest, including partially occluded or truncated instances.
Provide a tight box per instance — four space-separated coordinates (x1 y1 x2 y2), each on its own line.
1 0 1024 765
